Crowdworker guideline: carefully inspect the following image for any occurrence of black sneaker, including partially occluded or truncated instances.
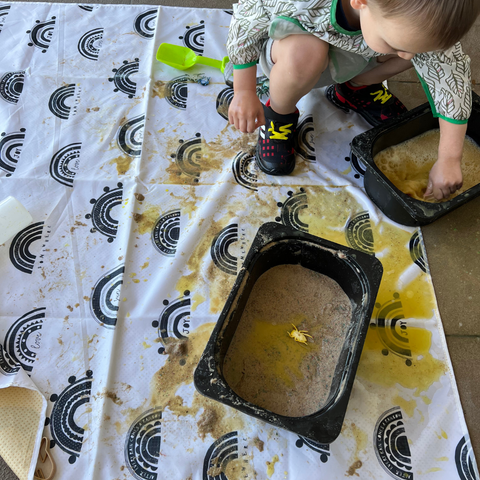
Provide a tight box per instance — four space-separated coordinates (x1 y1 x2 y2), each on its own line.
325 81 407 126
255 99 299 176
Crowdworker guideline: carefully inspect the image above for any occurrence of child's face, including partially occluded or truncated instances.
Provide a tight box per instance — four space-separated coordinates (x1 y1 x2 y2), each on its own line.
352 0 440 59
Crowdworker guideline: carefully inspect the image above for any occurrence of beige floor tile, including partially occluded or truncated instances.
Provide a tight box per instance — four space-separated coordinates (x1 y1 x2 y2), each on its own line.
461 17 480 84
387 81 427 110
444 336 480 460
422 196 480 337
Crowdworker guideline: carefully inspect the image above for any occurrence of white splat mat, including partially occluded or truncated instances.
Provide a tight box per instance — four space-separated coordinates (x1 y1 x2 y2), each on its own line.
0 3 478 480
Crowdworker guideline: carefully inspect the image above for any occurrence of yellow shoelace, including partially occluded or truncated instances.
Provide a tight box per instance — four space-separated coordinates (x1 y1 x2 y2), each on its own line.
370 89 392 104
268 121 293 140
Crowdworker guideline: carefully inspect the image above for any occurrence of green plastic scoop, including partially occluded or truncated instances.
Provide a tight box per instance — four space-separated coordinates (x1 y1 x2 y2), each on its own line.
156 43 230 73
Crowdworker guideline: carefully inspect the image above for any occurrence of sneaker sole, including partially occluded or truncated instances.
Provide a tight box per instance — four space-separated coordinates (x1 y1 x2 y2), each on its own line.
255 143 296 176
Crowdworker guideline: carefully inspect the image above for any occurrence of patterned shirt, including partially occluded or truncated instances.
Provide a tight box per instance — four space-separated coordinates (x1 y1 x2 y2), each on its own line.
226 0 472 123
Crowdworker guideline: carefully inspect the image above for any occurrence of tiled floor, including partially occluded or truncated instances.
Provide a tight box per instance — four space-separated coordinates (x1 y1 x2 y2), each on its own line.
9 0 480 459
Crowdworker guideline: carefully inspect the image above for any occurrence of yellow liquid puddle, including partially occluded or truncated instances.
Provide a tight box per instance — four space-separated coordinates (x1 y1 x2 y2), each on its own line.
224 315 313 391
266 454 279 477
374 131 480 203
393 395 417 418
357 326 445 396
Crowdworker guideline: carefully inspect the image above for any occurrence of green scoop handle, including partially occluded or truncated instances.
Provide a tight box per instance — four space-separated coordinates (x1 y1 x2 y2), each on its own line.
156 43 230 73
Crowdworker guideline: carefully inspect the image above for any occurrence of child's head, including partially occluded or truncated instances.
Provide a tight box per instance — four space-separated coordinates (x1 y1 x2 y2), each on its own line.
352 0 480 59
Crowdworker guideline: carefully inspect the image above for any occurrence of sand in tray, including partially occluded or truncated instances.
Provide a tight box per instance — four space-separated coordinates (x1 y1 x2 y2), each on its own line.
222 264 352 418
374 130 480 203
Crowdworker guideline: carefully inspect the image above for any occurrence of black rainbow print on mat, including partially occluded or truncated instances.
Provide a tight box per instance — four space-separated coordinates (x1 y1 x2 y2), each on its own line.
26 17 56 53
9 222 45 274
232 151 258 191
90 265 124 328
295 436 330 463
179 21 205 56
78 5 98 12
116 115 145 157
50 143 82 187
344 153 365 179
0 4 11 33
0 128 26 177
294 115 316 162
109 59 139 99
223 9 233 15
0 344 20 376
211 223 239 275
0 71 25 104
153 291 191 354
78 28 104 61
164 74 195 110
47 370 93 464
275 189 309 232
456 435 480 480
48 84 81 120
152 209 180 256
216 87 234 120
133 8 157 39
409 230 428 274
4 307 45 374
85 183 123 242
372 293 412 366
171 133 202 180
203 431 239 480
345 211 375 254
374 407 413 480
124 408 162 480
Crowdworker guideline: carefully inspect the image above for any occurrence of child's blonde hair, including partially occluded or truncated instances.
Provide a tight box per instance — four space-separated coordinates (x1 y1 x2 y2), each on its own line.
374 0 480 50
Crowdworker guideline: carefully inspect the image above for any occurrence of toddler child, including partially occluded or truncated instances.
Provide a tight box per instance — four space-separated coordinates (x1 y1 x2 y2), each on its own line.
226 0 480 200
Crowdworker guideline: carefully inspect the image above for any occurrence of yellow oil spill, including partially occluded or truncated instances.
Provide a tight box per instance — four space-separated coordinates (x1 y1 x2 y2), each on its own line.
133 279 140 284
426 468 442 473
357 326 445 396
129 273 137 278
300 188 434 319
142 341 151 349
150 323 245 440
436 429 448 440
374 131 480 202
421 395 432 405
266 455 279 477
133 206 161 235
435 457 448 462
222 316 315 391
191 292 206 311
110 155 133 175
141 262 149 270
341 166 352 175
393 395 417 417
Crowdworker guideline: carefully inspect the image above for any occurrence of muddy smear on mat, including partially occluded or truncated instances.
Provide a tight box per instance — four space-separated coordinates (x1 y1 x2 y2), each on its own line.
110 154 134 175
149 323 245 442
153 124 257 185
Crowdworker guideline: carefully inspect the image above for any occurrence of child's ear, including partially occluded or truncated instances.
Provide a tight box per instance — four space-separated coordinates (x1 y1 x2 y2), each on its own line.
350 0 368 11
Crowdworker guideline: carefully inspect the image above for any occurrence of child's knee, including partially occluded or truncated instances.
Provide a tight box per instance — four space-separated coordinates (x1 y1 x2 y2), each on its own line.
272 35 329 79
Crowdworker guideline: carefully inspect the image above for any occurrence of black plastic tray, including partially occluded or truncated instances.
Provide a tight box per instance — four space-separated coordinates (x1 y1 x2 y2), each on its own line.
350 91 480 226
194 222 383 443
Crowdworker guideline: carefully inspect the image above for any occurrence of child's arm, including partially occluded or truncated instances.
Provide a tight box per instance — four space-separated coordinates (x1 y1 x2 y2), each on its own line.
424 119 467 200
228 66 265 133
